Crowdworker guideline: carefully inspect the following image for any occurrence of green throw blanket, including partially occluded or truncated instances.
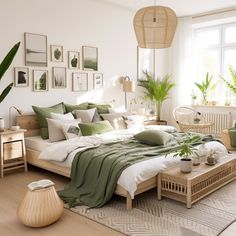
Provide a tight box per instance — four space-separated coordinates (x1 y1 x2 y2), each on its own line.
58 132 218 208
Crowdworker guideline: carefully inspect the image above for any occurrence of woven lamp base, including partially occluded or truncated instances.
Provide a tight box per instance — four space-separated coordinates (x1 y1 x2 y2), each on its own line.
17 186 63 227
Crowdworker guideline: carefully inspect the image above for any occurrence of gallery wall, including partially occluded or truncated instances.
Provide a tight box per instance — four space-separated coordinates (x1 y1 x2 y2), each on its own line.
0 0 139 126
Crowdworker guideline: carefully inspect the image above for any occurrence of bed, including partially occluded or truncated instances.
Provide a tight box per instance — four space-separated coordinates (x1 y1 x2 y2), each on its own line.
16 114 228 210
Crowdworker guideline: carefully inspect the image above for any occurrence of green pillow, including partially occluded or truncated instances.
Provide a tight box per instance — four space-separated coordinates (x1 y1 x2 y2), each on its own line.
134 130 173 146
65 103 89 113
32 103 66 139
88 103 111 114
79 120 113 136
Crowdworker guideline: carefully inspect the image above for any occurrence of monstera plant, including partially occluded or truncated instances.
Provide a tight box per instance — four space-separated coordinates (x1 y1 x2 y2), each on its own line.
0 42 20 103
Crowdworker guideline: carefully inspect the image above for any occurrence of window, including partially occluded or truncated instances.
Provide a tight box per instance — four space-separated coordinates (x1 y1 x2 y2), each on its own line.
193 22 236 105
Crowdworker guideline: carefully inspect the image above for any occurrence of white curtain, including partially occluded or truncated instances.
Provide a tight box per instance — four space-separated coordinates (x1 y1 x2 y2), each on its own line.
169 17 193 107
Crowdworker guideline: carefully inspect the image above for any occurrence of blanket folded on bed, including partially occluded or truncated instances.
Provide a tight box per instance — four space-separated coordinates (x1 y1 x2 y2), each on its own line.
58 133 219 208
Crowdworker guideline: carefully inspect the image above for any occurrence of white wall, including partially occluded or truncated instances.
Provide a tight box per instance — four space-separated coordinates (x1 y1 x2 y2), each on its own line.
0 0 137 126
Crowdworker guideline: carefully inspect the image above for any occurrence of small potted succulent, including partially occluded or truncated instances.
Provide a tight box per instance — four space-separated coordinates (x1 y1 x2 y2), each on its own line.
173 137 198 173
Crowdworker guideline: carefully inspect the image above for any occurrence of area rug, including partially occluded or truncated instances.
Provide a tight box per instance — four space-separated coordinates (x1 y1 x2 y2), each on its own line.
66 181 236 236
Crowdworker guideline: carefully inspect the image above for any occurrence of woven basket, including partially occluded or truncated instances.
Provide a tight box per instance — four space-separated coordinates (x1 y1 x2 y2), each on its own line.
17 186 63 227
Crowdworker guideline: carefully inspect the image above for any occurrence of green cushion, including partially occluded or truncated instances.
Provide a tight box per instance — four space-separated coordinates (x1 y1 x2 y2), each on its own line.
32 103 66 139
65 103 89 113
87 104 111 114
79 120 113 136
134 130 173 146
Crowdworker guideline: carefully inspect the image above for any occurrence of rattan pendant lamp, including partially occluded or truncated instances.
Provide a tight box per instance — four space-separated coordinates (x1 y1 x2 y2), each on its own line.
133 1 177 49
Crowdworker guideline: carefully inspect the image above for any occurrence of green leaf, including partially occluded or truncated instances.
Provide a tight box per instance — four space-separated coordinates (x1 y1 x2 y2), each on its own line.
0 83 13 103
0 42 20 81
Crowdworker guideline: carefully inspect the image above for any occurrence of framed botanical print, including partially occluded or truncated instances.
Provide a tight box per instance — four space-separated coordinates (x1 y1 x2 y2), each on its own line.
68 51 80 69
24 32 48 67
93 73 103 90
52 67 67 88
72 72 88 92
33 69 48 92
82 46 98 71
137 47 155 80
51 45 63 62
14 67 29 87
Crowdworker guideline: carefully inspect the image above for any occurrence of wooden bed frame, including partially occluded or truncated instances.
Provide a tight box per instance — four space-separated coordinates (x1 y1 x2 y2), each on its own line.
16 115 157 210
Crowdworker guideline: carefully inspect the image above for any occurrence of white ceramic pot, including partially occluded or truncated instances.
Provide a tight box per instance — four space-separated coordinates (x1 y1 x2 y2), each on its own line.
0 118 4 131
180 159 193 173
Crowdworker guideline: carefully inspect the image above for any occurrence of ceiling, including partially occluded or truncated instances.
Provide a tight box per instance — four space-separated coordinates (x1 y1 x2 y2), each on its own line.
103 0 236 16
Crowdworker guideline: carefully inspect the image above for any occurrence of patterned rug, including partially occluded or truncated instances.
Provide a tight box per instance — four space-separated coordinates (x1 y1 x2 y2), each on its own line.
67 181 236 236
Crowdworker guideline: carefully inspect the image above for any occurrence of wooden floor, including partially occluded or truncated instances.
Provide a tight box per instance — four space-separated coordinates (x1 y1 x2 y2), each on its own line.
1 167 236 236
0 167 124 236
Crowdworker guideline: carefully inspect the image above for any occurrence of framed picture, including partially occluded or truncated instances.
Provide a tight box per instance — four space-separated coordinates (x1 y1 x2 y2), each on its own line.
137 47 155 80
24 32 47 67
33 69 48 92
14 67 29 87
68 51 80 69
52 67 67 88
93 73 103 90
82 46 98 71
72 72 88 92
51 45 63 62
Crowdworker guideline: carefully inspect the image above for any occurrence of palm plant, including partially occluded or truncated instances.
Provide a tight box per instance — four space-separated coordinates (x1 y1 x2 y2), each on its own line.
220 65 236 94
0 42 20 103
194 72 217 105
138 70 175 121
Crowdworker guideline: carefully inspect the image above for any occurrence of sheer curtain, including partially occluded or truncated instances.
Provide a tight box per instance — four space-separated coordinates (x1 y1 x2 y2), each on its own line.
168 17 193 125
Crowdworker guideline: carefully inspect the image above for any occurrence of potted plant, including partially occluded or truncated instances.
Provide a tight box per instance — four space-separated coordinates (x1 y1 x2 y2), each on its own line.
173 137 198 173
0 42 20 131
138 70 175 122
220 65 236 95
191 90 197 106
194 72 217 105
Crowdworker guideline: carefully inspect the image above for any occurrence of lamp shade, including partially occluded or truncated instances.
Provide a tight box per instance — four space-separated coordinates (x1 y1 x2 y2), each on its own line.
123 80 135 93
133 6 177 49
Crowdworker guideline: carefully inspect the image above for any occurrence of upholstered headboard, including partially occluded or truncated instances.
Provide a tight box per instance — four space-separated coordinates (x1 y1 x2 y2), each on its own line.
16 114 40 137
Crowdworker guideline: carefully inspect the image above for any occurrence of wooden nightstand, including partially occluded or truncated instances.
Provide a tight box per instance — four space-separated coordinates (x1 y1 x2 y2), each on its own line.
142 114 167 125
0 129 27 178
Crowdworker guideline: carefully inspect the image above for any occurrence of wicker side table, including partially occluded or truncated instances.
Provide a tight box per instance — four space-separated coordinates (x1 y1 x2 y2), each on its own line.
157 156 236 208
17 185 63 227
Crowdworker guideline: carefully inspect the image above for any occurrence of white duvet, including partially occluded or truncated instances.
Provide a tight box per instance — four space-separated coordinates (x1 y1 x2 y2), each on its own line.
39 128 228 198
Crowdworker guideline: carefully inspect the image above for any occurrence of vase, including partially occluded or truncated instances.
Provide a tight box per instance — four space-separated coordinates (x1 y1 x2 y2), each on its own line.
17 186 64 227
180 158 192 173
0 118 4 131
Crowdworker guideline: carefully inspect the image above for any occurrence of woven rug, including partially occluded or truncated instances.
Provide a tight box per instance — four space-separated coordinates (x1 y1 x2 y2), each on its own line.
67 181 236 236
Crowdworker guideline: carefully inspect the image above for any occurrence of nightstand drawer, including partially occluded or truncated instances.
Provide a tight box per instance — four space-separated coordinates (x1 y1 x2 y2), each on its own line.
3 141 23 160
1 133 24 143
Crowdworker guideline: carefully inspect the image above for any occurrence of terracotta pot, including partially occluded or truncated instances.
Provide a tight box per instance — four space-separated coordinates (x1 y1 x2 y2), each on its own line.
180 158 192 173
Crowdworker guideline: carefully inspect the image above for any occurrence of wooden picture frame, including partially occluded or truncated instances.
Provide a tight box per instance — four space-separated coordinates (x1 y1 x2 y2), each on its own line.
93 73 103 90
14 67 29 87
24 32 48 67
72 72 88 92
68 51 80 69
52 67 67 89
82 46 98 71
33 69 48 92
50 45 63 62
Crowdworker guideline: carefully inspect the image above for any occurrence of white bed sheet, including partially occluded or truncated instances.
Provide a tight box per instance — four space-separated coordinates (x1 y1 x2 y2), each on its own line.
26 132 228 199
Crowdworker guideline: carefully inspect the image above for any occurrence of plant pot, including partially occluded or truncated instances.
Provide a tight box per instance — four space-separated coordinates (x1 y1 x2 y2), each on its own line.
180 158 192 173
0 118 4 131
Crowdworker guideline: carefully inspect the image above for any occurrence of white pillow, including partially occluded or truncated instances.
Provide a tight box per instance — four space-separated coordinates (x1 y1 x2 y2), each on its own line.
101 113 126 130
50 112 74 120
74 108 96 123
47 118 80 142
123 115 145 129
109 107 127 114
61 123 81 139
